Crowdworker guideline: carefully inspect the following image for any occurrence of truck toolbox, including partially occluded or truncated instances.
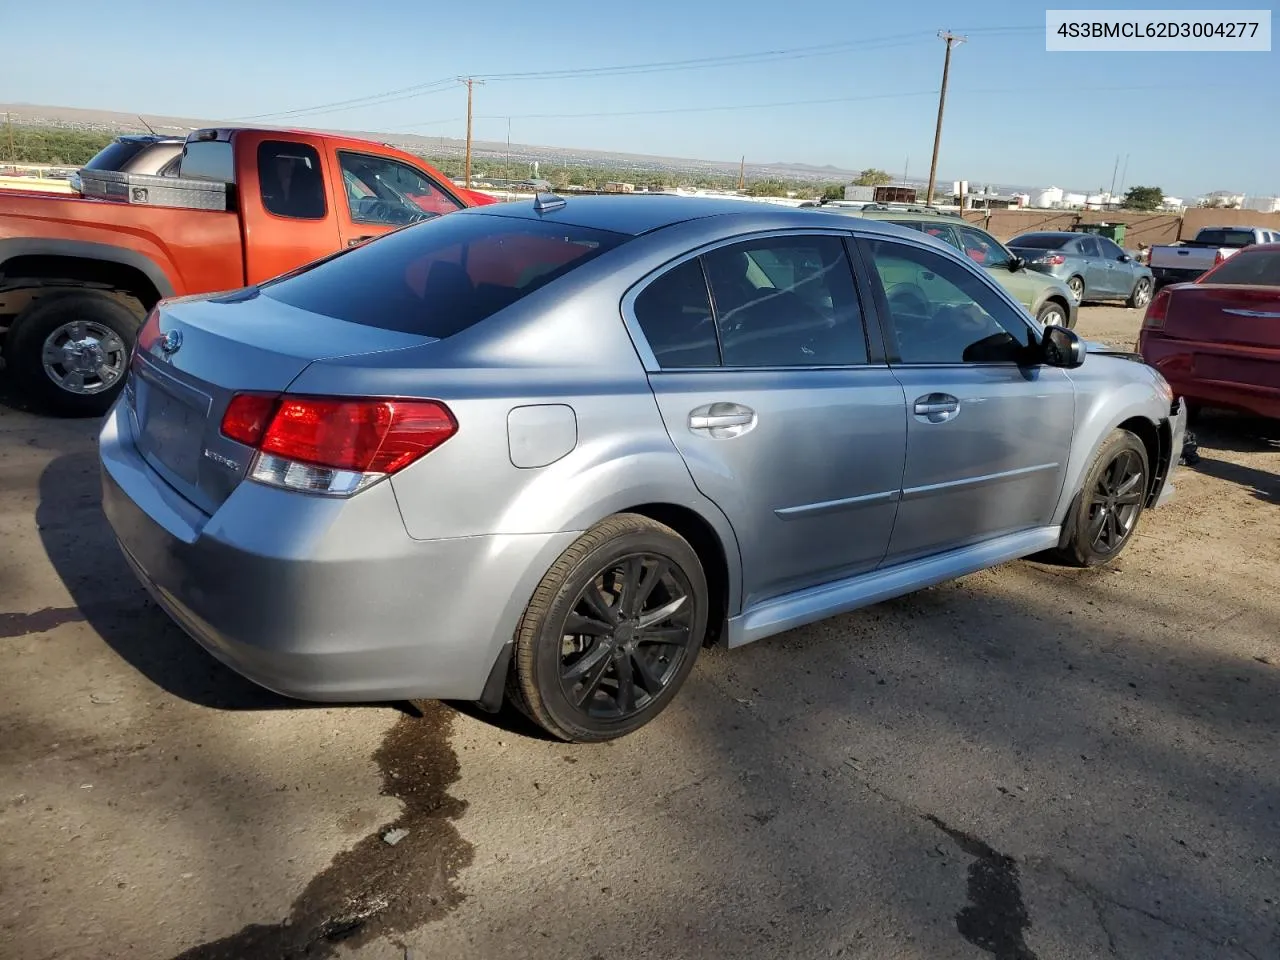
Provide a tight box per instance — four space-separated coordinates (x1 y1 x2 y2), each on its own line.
79 170 229 211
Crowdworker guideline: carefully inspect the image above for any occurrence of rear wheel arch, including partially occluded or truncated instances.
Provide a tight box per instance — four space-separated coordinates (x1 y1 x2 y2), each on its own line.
0 252 165 316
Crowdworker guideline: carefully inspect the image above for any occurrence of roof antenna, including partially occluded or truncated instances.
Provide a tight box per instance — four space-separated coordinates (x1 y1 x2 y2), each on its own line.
532 191 566 214
137 115 158 136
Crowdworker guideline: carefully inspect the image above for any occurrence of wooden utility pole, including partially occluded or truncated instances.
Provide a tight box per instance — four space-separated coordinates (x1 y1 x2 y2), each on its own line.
5 113 14 165
738 156 745 191
925 31 965 207
459 77 485 189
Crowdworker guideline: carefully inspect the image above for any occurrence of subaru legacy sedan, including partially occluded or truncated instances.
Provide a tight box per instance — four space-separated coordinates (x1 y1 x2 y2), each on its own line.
100 196 1185 741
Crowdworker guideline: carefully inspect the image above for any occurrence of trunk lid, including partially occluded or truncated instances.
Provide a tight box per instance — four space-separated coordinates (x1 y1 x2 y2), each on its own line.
127 288 435 515
1163 284 1280 350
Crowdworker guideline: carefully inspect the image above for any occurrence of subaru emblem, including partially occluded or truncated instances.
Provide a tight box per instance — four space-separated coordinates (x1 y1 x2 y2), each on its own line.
160 330 183 356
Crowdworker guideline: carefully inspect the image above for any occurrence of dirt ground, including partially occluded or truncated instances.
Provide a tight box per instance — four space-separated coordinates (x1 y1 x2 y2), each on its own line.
1 304 1276 960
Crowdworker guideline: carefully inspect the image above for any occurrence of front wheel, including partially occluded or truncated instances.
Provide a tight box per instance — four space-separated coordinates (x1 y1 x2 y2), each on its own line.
1054 429 1150 567
510 514 709 742
1128 277 1153 309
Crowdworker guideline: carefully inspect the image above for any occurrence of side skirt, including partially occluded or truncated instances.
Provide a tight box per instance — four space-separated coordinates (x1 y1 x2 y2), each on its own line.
726 526 1062 648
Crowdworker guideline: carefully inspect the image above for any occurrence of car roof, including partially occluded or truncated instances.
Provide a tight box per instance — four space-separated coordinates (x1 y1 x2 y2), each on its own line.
458 193 942 239
846 208 967 223
1010 231 1078 239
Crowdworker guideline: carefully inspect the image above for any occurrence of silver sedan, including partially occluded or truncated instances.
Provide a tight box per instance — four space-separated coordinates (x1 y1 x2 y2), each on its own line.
100 196 1185 741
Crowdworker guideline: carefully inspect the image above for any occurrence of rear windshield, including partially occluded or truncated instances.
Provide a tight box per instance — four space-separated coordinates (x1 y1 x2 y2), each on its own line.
261 213 627 337
1204 249 1280 286
1195 229 1257 248
83 139 149 171
1009 234 1068 249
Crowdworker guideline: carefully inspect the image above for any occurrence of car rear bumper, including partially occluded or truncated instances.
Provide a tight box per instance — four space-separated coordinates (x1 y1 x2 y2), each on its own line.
99 401 578 703
1141 338 1280 420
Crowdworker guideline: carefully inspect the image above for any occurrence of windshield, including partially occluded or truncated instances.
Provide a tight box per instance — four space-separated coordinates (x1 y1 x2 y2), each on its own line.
1195 229 1258 248
1203 248 1280 286
1009 234 1069 249
261 213 628 338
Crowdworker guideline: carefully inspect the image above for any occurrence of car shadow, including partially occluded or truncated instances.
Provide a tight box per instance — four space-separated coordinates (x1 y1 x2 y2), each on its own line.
1191 411 1280 454
1193 456 1278 505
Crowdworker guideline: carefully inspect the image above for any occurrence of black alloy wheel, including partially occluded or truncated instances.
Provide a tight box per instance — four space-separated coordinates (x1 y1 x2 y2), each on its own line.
511 513 708 742
1086 447 1146 555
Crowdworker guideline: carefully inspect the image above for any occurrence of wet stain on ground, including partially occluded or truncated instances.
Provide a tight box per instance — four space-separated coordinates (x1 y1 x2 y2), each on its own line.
0 605 87 638
172 703 473 960
927 815 1039 960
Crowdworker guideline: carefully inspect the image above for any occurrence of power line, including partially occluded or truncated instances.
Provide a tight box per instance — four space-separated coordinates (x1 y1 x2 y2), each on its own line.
224 28 1043 126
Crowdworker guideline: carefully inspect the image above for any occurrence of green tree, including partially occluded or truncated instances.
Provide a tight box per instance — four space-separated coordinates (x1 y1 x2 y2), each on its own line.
853 168 892 186
821 184 845 201
1122 185 1164 211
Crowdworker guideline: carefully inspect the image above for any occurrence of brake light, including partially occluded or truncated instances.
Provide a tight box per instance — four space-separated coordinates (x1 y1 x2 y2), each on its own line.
1143 288 1171 329
1036 253 1066 266
220 393 279 446
133 308 162 362
221 394 457 496
1214 249 1227 265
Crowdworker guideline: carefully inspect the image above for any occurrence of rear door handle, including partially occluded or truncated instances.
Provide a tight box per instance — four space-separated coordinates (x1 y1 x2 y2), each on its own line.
913 393 960 423
689 402 757 438
348 235 375 247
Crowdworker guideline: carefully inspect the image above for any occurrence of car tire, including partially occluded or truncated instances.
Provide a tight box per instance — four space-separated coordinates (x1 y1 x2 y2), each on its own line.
1054 429 1150 568
1036 300 1069 328
1127 277 1153 309
6 291 142 417
509 513 709 742
1066 276 1085 304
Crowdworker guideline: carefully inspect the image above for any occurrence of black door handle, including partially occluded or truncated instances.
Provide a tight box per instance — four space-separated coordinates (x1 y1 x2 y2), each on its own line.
347 235 375 247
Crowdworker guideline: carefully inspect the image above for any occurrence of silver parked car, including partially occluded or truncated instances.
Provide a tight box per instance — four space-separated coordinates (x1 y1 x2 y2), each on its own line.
100 196 1186 741
1008 231 1155 308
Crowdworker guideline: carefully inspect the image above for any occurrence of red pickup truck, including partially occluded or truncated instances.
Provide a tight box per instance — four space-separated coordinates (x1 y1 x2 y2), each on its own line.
0 127 494 415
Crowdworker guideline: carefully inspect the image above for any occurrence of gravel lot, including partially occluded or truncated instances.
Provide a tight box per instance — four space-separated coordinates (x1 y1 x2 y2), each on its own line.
1 304 1276 960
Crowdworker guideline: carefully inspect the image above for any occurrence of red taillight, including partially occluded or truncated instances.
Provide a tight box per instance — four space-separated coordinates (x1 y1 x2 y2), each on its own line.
133 308 162 361
1214 250 1227 265
1143 288 1171 329
1044 253 1066 265
220 393 457 496
260 397 457 473
221 393 279 446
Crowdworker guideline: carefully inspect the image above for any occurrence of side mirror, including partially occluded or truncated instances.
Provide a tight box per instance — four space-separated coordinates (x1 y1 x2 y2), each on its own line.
1008 255 1026 272
1041 325 1086 368
1118 253 1132 262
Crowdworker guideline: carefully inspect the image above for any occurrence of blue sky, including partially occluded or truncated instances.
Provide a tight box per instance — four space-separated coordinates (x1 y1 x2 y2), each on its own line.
2 0 1275 197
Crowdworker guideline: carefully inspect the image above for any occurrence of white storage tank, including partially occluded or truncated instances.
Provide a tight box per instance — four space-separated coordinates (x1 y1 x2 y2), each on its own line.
1031 186 1063 208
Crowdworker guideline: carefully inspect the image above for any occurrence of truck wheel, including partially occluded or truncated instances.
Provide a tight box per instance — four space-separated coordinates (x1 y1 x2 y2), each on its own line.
508 513 708 742
1053 429 1149 568
5 291 141 417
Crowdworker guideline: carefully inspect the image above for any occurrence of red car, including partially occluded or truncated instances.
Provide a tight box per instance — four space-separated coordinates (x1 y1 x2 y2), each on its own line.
1138 243 1280 420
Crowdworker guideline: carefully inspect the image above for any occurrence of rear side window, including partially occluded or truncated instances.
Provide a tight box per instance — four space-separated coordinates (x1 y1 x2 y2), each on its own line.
1078 237 1102 257
179 141 235 182
1203 248 1280 285
261 213 626 338
258 141 326 220
634 259 720 367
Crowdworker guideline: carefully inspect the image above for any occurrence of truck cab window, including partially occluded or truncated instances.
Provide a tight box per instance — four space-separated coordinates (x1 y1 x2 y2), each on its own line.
257 141 327 220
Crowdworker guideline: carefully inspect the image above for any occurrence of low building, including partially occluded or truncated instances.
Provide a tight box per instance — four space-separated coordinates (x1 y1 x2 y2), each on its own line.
601 181 635 193
1243 195 1280 213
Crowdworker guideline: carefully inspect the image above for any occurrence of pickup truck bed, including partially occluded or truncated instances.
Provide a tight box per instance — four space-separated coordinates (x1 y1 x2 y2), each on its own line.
1149 226 1278 286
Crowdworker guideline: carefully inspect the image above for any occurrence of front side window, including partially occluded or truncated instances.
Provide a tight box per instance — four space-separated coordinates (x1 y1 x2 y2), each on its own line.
864 239 1033 365
955 225 1012 268
701 236 868 367
262 213 626 338
339 152 462 226
257 141 326 220
1097 237 1127 260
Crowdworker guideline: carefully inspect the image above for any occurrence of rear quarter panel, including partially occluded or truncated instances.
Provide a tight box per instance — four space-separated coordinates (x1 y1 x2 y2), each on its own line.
0 191 243 295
